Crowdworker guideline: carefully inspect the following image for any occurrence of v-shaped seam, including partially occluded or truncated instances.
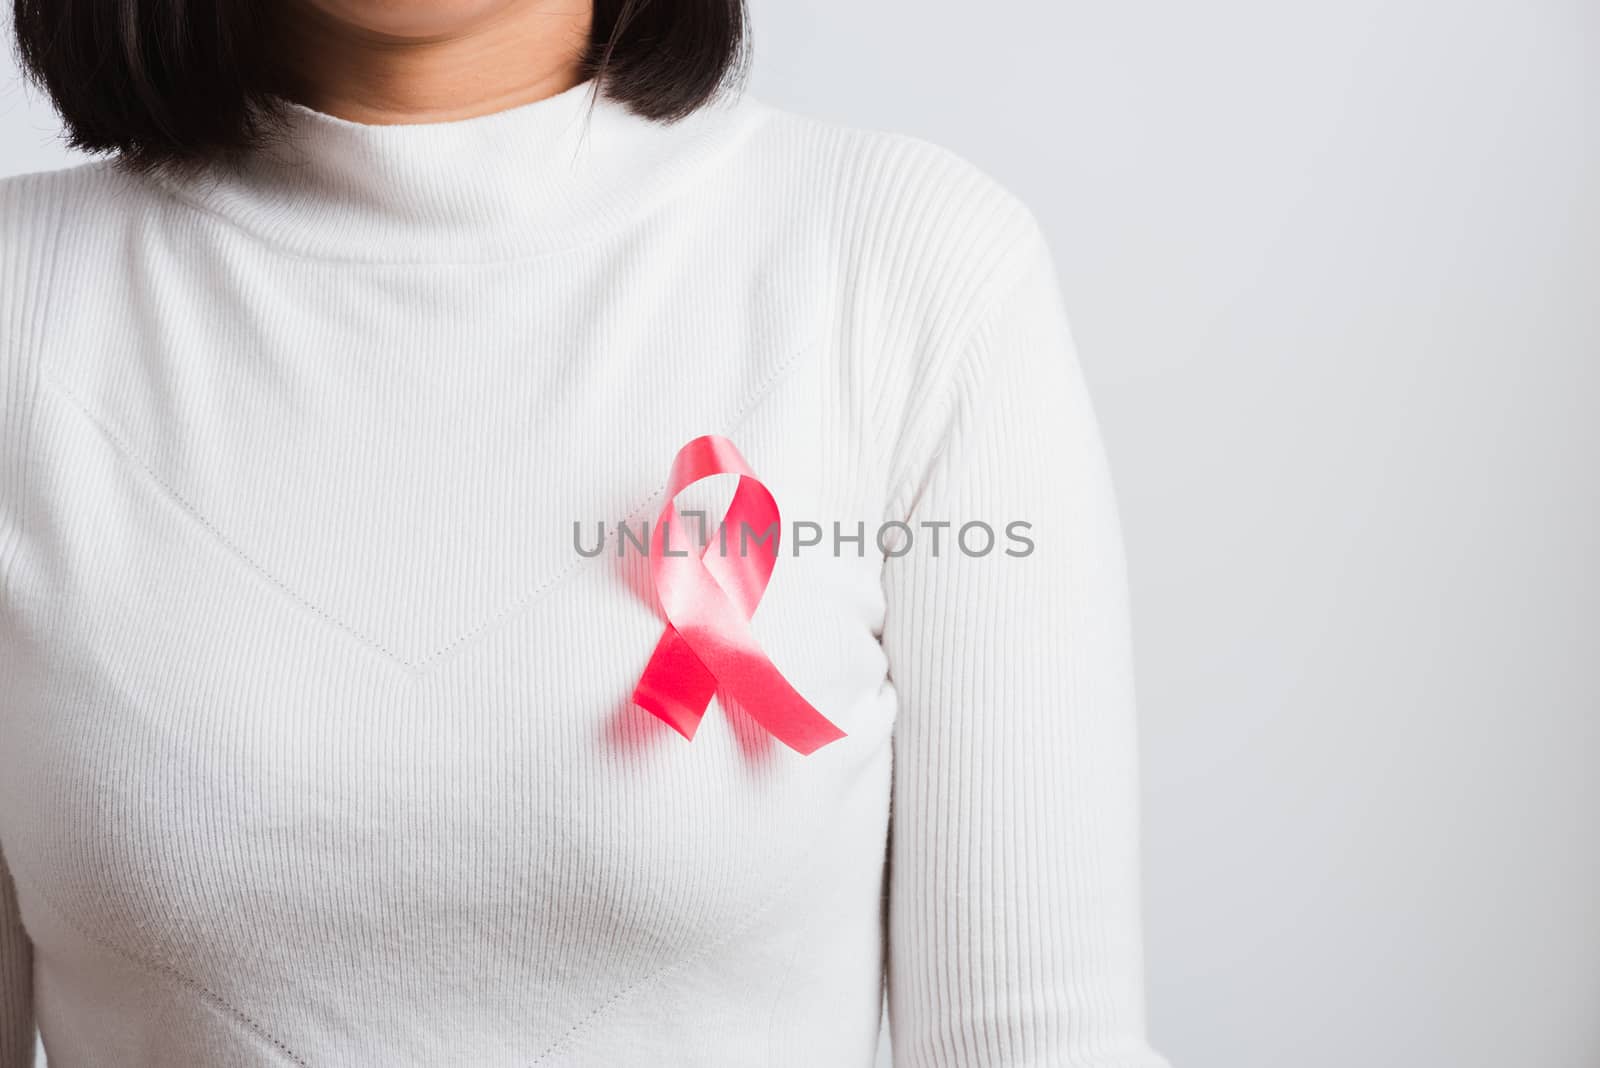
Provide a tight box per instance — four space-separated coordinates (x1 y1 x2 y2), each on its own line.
36 334 818 681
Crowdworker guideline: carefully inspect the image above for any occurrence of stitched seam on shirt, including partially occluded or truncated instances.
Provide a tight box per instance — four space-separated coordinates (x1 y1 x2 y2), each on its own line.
0 178 71 615
35 334 817 676
524 795 853 1067
528 837 848 1065
13 870 310 1067
418 335 816 672
38 372 415 669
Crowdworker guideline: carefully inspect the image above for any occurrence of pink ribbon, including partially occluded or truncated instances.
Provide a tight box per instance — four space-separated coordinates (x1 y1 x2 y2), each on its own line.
632 435 846 756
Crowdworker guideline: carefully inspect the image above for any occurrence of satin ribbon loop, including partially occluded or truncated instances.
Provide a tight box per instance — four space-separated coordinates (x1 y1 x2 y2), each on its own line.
632 435 846 756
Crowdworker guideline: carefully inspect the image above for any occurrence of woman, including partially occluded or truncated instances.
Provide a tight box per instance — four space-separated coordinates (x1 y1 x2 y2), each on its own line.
0 0 1170 1065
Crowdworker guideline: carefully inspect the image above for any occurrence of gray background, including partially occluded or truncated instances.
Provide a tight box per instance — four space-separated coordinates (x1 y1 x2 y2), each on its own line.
3 1 1596 1066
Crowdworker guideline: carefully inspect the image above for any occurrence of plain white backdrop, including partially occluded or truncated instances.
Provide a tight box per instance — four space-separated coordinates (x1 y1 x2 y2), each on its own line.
3 2 1596 1067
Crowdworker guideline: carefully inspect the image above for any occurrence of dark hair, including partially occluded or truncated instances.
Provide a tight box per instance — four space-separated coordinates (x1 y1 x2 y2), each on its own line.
10 0 749 171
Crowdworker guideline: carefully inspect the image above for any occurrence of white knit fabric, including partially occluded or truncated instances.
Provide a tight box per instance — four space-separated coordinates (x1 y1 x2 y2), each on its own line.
0 76 1168 1067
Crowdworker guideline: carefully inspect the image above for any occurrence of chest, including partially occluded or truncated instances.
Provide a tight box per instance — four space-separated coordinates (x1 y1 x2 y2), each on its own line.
0 246 898 1047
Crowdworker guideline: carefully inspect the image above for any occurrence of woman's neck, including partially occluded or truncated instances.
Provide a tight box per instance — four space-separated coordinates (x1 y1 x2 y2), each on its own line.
273 0 594 125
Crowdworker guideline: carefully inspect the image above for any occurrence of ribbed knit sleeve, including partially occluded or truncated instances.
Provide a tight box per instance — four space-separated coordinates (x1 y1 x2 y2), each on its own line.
880 218 1169 1067
0 170 59 1068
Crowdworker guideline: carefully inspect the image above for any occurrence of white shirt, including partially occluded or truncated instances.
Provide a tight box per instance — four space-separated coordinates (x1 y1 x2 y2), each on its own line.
0 76 1169 1067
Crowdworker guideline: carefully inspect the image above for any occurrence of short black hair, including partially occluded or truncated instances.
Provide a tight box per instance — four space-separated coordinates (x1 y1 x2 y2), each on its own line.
10 0 749 172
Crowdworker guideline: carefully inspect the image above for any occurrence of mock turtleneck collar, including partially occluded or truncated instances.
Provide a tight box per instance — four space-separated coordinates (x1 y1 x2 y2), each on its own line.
155 77 770 264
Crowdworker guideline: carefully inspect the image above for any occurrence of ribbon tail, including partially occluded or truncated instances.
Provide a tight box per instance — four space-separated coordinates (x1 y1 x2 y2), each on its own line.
673 622 848 756
633 625 717 739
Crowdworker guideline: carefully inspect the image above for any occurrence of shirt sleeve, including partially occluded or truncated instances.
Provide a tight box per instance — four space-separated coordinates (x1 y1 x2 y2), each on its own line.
0 173 53 1068
0 845 33 1067
879 218 1170 1066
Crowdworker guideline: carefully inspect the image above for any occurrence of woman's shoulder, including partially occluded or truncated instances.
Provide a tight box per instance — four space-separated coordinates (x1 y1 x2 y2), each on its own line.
0 155 142 231
0 160 139 443
1 156 151 313
741 95 1037 226
726 98 1061 501
734 95 1050 333
0 157 159 358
